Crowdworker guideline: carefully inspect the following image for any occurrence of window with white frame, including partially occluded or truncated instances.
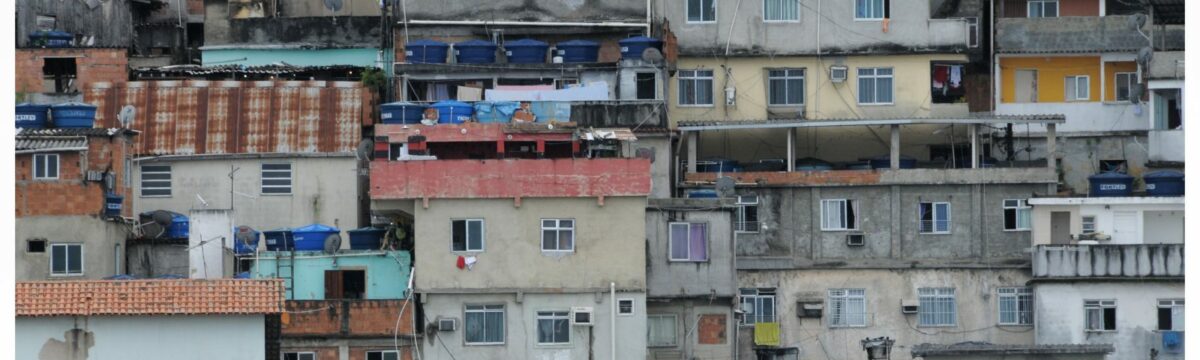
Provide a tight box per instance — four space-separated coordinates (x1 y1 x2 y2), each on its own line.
1084 300 1116 331
965 17 979 48
739 288 777 325
1158 299 1184 331
536 311 571 345
768 69 805 106
452 219 485 252
669 222 709 262
998 287 1033 325
919 202 951 234
828 289 867 327
1082 215 1097 233
140 165 172 197
1003 199 1031 231
647 314 678 347
687 0 716 22
541 219 575 252
365 350 400 360
821 199 859 231
32 153 59 180
50 243 83 276
855 0 887 20
1027 0 1059 18
618 299 635 315
1115 72 1137 101
1065 75 1089 101
283 352 316 360
261 163 292 194
918 288 957 327
465 304 505 344
678 70 715 106
858 68 894 105
736 196 760 233
763 0 799 22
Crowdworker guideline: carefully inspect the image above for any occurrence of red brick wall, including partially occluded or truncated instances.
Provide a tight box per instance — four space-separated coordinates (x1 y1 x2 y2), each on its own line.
15 134 132 217
347 300 414 335
282 300 415 337
15 48 127 95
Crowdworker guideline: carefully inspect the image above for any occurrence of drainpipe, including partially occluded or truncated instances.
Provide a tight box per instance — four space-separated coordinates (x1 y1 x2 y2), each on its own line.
646 0 652 36
610 282 617 360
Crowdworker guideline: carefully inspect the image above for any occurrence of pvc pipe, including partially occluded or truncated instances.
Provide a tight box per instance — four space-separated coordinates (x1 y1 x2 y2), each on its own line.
610 282 617 360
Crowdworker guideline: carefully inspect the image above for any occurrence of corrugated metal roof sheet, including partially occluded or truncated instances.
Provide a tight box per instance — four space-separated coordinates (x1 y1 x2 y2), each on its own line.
15 137 87 152
16 279 284 316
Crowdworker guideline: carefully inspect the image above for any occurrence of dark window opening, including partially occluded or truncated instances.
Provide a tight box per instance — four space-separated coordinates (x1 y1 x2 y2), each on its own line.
929 143 990 168
27 239 46 253
1158 307 1174 330
237 258 254 273
324 270 366 299
931 63 966 104
405 80 492 102
1102 308 1117 330
1100 160 1127 173
43 58 77 94
186 24 204 48
636 73 657 100
496 78 554 86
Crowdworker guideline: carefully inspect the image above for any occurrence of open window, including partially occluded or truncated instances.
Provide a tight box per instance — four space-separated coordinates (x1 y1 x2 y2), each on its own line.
636 72 657 100
931 62 966 104
43 58 77 94
324 270 366 299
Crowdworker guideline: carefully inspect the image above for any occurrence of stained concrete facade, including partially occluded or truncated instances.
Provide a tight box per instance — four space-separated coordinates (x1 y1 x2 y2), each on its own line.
1028 197 1184 245
16 315 266 360
1033 282 1184 360
16 0 134 48
397 0 649 22
15 216 129 281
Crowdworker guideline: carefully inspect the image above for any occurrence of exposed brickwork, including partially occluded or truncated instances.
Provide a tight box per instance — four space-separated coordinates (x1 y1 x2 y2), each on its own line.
282 300 415 337
281 301 343 335
15 48 127 95
347 300 414 335
15 132 134 218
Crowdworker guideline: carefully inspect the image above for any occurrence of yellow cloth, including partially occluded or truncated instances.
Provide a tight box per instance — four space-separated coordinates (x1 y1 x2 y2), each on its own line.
754 322 781 346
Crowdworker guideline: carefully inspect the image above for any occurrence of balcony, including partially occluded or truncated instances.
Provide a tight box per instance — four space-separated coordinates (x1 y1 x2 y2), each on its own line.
370 158 651 200
684 167 1057 187
995 15 1149 54
281 299 415 337
1032 244 1184 279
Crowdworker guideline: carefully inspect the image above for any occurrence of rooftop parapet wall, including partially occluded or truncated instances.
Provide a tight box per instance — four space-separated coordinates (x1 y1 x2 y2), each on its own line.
995 15 1155 53
370 158 651 199
684 167 1057 187
281 300 415 337
1032 244 1184 279
397 0 648 22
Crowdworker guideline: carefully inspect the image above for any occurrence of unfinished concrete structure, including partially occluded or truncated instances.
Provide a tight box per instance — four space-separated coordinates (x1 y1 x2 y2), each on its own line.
201 0 384 67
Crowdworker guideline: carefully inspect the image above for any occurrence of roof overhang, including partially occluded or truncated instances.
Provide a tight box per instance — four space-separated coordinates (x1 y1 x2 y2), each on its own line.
677 115 1065 132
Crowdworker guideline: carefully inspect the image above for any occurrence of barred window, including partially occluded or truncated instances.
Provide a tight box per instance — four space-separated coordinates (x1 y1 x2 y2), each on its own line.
998 287 1033 325
919 288 956 327
261 163 293 194
828 289 867 327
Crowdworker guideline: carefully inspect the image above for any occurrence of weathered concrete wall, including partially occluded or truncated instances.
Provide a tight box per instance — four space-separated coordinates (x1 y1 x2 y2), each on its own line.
1148 130 1184 162
206 17 382 47
126 241 190 278
1033 282 1183 360
1030 202 1184 245
991 135 1150 194
254 251 413 300
16 0 133 47
646 299 735 360
419 292 647 360
399 0 648 22
1031 244 1184 278
645 203 736 297
413 197 647 291
15 216 129 281
995 15 1149 54
132 155 362 242
917 353 1105 360
16 315 265 360
736 269 1034 360
277 0 380 17
628 136 673 199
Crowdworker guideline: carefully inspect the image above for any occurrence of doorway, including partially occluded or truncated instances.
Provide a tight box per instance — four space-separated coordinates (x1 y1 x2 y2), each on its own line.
1050 211 1071 244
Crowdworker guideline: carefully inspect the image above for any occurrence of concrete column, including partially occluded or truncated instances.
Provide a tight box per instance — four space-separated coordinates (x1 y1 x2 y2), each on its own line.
970 124 979 168
1046 123 1057 170
786 128 796 172
687 131 698 174
889 125 900 169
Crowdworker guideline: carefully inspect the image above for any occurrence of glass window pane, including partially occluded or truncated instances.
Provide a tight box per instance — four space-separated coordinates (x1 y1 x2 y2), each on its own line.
698 79 713 105
788 78 804 104
859 77 875 103
688 0 702 20
452 220 466 251
560 220 573 228
670 223 690 260
543 230 557 250
689 223 708 261
485 311 504 343
558 230 573 250
51 246 66 273
769 79 786 105
877 77 893 103
468 220 483 250
67 245 81 273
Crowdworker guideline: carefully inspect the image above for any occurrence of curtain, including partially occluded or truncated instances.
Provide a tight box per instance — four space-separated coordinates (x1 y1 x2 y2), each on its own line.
670 223 690 260
689 223 708 261
765 0 798 21
858 74 875 103
823 200 845 229
647 316 676 346
877 69 894 103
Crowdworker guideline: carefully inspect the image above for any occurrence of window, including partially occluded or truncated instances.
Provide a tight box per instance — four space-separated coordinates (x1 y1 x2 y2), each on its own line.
857 68 894 105
1003 199 1031 231
918 288 956 327
35 15 56 31
1027 0 1059 18
365 351 399 360
1084 300 1116 331
648 314 678 347
965 17 979 47
140 165 172 197
1065 75 1089 101
828 289 867 327
618 299 635 315
27 239 46 253
324 270 365 299
669 222 709 262
739 288 776 325
1158 299 1184 331
763 0 799 21
42 58 77 93
452 219 485 252
919 202 951 234
536 311 571 345
261 163 292 194
32 153 59 180
735 196 760 233
50 244 83 276
678 70 714 106
1082 216 1097 233
1115 72 1137 101
687 0 716 22
1099 159 1127 173
998 287 1033 325
821 199 859 231
465 305 505 344
931 63 966 104
767 69 805 106
541 219 575 252
855 0 887 20
636 72 657 100
283 353 316 360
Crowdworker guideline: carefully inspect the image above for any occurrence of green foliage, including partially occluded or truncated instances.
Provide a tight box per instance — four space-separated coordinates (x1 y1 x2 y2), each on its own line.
360 67 386 92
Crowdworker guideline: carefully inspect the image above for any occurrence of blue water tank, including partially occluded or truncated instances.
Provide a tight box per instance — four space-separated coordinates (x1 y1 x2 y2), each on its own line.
556 40 600 63
795 157 834 171
28 30 73 47
380 102 427 124
1089 172 1135 197
697 158 739 173
104 274 138 280
686 189 719 198
348 227 387 250
431 100 474 124
292 224 340 251
455 40 498 64
405 39 449 64
473 101 521 123
16 103 50 128
50 102 97 128
233 226 261 255
263 228 294 251
1144 170 1184 197
166 212 189 239
505 39 549 64
104 194 123 218
618 37 663 60
869 155 917 169
234 271 253 279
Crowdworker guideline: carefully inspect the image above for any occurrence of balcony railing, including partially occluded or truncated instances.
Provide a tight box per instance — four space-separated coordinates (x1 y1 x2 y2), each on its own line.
1032 244 1184 279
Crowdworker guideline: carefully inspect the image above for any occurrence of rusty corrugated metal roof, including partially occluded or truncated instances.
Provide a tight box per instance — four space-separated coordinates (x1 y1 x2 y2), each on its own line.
16 279 284 316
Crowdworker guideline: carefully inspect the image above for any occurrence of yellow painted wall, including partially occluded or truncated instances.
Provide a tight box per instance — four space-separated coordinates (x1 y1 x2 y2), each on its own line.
1104 61 1138 101
999 56 1101 103
668 54 969 124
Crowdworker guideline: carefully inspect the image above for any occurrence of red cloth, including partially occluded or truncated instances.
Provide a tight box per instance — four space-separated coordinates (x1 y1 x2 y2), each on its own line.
456 256 466 270
933 66 949 84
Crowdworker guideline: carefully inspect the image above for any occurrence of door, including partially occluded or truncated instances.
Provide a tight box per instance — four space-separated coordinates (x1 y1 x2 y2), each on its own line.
1050 211 1071 244
1112 211 1139 244
1015 69 1038 103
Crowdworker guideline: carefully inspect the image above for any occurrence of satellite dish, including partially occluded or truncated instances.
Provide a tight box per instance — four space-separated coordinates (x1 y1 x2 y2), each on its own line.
151 210 174 226
1137 47 1154 67
357 138 373 161
324 0 343 11
235 226 258 249
118 105 136 128
323 234 342 253
715 176 736 197
1128 13 1147 29
642 48 665 64
1130 86 1145 104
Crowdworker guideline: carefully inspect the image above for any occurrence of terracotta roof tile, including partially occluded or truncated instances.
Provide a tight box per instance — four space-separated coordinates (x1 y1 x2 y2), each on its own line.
16 279 284 317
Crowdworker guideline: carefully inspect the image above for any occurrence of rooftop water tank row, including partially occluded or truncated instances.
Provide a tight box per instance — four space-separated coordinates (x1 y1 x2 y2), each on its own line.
1087 171 1185 197
403 37 660 64
16 102 97 129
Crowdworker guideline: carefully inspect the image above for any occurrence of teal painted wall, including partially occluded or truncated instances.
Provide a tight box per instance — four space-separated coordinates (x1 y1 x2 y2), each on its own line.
252 250 411 300
201 48 380 67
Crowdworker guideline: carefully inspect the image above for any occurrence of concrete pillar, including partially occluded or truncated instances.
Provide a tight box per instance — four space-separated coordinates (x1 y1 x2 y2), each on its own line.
786 128 796 172
687 131 698 174
1045 123 1057 171
889 125 900 169
970 124 978 168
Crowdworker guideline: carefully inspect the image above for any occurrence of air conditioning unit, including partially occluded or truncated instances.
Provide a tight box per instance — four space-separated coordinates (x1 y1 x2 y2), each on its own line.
572 307 594 326
830 66 848 83
901 300 919 314
798 301 824 318
846 234 865 247
437 317 458 332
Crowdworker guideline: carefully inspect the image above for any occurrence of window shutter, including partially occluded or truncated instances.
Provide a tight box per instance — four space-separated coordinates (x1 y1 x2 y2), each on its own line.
324 270 343 299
